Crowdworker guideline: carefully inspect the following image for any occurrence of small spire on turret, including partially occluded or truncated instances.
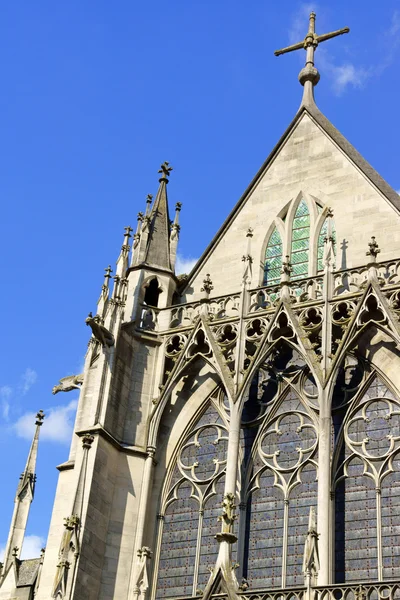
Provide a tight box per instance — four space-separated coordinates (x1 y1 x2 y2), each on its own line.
145 194 153 219
170 202 182 271
115 226 132 277
97 265 112 317
1 410 45 581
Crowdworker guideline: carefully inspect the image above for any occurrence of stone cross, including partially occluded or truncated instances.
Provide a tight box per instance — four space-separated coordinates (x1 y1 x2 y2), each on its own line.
274 12 349 97
158 161 173 182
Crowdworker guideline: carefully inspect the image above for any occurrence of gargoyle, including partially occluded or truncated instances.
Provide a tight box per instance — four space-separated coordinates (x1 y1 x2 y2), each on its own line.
85 313 114 347
52 374 84 395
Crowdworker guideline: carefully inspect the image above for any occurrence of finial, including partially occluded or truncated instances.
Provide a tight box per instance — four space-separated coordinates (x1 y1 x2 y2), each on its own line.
124 225 133 238
281 255 292 277
12 547 19 558
274 12 349 106
366 236 380 262
158 161 173 183
201 274 213 295
35 409 45 426
104 265 112 285
145 194 153 215
175 201 182 212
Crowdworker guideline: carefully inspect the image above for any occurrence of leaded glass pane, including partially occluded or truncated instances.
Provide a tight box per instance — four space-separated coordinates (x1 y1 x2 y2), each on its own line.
317 218 336 271
156 483 199 598
264 227 282 286
247 469 284 589
334 375 400 583
291 200 310 280
287 463 318 587
157 402 228 598
198 476 225 589
335 459 378 583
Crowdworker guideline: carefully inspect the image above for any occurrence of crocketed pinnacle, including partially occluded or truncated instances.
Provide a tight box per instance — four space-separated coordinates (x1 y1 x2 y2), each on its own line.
144 162 173 271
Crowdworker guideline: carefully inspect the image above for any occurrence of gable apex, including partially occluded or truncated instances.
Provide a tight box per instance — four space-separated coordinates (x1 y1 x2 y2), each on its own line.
180 104 400 295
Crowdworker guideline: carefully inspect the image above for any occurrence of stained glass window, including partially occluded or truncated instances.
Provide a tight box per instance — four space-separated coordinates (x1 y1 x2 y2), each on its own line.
156 401 228 598
291 200 310 280
245 388 318 589
334 375 400 583
317 218 336 271
264 227 282 286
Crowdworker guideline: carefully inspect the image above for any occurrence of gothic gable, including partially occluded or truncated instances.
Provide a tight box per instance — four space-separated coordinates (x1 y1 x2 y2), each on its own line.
181 107 400 300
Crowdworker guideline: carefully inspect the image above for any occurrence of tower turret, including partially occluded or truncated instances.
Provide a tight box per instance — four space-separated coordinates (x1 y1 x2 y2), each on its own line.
0 410 45 583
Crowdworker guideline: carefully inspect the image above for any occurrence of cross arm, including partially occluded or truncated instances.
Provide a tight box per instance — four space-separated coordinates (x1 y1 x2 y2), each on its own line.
316 27 350 44
274 40 305 57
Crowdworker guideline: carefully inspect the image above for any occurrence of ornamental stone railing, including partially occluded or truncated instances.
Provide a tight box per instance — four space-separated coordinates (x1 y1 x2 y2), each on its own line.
137 257 400 335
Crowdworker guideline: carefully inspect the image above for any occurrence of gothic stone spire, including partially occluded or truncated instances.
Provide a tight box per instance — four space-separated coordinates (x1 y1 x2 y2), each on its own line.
0 410 45 582
143 162 173 271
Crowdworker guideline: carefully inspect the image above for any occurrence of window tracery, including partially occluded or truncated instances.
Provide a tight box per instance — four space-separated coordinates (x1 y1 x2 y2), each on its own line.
156 401 228 599
239 345 318 590
333 374 400 583
262 196 336 285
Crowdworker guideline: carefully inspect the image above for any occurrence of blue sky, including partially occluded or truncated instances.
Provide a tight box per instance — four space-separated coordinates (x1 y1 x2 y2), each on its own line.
1 0 400 559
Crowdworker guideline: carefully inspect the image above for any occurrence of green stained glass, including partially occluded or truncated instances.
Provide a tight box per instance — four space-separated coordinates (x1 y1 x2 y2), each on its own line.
317 218 336 271
291 200 310 280
264 227 282 286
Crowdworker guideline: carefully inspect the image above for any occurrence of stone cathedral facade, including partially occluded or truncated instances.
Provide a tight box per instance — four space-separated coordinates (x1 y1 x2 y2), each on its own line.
2 12 400 600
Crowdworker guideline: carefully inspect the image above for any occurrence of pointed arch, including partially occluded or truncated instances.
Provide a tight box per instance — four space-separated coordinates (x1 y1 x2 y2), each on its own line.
242 383 318 589
153 399 229 599
331 366 400 583
263 226 283 286
291 199 311 280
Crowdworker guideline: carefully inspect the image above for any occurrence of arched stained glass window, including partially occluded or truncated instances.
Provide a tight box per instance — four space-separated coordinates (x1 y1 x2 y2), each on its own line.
263 227 282 286
156 402 228 598
317 218 336 271
291 200 310 280
334 375 400 583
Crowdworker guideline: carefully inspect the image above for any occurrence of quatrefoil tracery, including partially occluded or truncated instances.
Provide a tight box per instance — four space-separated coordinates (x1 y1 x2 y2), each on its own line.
259 410 317 471
346 398 400 461
178 424 228 483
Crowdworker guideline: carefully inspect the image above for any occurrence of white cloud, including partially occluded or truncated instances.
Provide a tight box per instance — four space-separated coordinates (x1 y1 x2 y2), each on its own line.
390 10 400 37
21 368 38 395
14 399 78 445
288 5 400 96
21 535 45 559
176 254 198 275
0 385 12 420
0 535 45 561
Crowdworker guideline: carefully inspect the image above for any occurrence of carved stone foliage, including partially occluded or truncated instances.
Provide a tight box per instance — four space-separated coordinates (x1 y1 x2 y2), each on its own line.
156 401 229 598
333 374 400 583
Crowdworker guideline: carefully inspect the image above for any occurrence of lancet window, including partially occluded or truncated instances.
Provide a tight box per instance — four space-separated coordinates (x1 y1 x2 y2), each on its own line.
240 344 319 589
263 196 336 285
333 373 400 583
263 228 283 286
155 401 228 599
291 200 311 280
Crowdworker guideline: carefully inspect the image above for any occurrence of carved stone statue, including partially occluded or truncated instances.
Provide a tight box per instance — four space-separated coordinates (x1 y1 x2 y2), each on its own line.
85 313 114 347
52 374 84 395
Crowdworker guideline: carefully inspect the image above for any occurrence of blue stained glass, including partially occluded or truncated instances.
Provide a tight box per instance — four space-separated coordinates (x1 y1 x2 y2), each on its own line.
291 200 310 280
317 218 336 271
264 227 282 286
